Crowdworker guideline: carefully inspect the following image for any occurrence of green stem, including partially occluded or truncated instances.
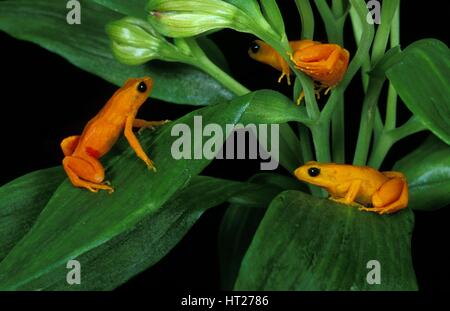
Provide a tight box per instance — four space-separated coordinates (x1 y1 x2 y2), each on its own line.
385 5 400 130
314 0 340 43
368 116 427 168
385 84 397 130
331 0 346 17
367 132 394 169
311 122 331 162
320 0 374 123
371 0 399 65
349 4 370 91
295 0 315 39
389 116 427 142
297 124 321 196
315 0 347 163
278 123 304 172
186 38 250 96
331 94 345 163
390 4 400 47
195 56 250 96
374 106 383 141
298 124 313 163
353 78 385 165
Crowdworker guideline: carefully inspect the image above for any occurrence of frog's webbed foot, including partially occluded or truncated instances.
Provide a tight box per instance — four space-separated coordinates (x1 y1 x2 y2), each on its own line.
277 71 291 85
143 158 157 172
63 156 115 194
359 206 394 215
75 180 114 194
295 83 329 105
314 83 332 99
296 91 305 105
329 197 363 208
135 119 170 135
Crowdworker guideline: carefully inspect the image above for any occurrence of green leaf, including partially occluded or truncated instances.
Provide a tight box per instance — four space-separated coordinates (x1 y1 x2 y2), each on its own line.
0 0 233 105
219 204 266 290
196 36 230 73
369 45 402 78
0 167 65 261
235 191 418 290
295 0 315 39
22 175 262 290
219 173 306 289
259 0 285 36
0 90 307 290
386 39 450 144
394 135 450 211
224 0 265 21
92 0 148 19
228 172 306 207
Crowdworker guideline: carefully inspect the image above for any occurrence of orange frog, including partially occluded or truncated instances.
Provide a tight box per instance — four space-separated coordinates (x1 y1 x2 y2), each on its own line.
61 77 167 193
294 161 408 215
248 40 349 102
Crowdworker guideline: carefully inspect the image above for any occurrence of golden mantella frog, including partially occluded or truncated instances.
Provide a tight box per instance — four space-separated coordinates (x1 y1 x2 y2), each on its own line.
294 161 408 215
61 77 167 193
248 39 349 98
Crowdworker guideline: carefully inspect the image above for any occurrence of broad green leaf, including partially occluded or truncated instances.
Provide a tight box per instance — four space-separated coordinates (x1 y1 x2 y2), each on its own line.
229 172 307 207
386 39 450 144
21 175 263 290
219 172 306 289
235 191 418 290
219 204 266 290
0 0 233 105
0 90 308 290
0 167 65 261
92 0 147 19
369 45 402 78
394 135 450 211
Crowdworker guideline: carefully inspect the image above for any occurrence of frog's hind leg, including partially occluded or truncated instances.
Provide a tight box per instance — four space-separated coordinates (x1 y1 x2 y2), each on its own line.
62 155 114 193
61 135 80 156
360 177 408 215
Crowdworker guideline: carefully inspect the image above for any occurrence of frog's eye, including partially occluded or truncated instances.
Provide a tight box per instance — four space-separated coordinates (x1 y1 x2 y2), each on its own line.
308 167 320 177
137 81 147 93
249 41 260 54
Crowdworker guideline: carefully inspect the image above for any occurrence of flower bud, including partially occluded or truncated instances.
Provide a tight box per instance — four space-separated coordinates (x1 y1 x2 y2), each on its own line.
146 0 270 38
106 17 180 65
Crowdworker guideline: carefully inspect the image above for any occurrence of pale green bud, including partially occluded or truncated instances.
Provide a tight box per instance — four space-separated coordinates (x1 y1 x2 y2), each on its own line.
146 0 271 38
106 17 184 65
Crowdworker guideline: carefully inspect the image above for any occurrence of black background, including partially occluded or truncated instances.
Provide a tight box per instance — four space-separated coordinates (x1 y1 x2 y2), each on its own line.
0 0 449 305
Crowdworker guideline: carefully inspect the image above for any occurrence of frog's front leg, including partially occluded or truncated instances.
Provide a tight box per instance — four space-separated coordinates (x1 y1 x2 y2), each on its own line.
133 119 169 129
361 175 408 215
125 115 156 172
330 180 362 205
62 155 114 193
